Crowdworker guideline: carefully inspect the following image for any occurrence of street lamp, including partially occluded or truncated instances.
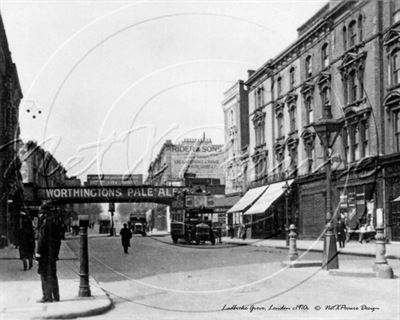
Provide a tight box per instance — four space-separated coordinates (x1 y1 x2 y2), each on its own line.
311 118 343 270
282 180 291 246
109 202 115 236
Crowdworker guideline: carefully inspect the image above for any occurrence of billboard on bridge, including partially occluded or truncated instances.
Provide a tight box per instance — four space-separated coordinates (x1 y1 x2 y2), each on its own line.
38 186 182 203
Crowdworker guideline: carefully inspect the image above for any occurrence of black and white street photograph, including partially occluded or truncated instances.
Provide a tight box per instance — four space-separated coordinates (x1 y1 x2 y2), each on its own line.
0 0 399 319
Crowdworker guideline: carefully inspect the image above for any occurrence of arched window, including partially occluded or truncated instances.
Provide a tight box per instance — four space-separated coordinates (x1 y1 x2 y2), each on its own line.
343 26 347 51
358 15 363 42
277 76 282 96
321 43 329 68
289 105 296 132
349 20 357 47
348 70 357 103
305 55 312 78
305 97 313 125
321 86 332 118
277 113 284 138
289 67 295 90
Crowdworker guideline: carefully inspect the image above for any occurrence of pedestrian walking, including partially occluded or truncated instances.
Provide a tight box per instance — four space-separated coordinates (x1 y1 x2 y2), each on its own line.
36 204 63 303
18 212 35 271
336 218 346 248
120 223 132 254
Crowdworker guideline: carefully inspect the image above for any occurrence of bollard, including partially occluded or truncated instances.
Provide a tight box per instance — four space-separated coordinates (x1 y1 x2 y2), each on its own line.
288 224 298 261
79 215 91 297
373 225 394 279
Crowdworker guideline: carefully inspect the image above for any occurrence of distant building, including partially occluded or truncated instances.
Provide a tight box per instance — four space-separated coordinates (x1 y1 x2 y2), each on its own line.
0 14 23 246
146 136 226 231
222 80 249 196
146 136 225 188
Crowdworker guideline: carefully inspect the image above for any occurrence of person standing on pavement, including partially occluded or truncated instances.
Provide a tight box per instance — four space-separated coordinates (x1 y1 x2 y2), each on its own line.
18 212 35 271
336 218 346 248
36 204 63 303
120 223 132 254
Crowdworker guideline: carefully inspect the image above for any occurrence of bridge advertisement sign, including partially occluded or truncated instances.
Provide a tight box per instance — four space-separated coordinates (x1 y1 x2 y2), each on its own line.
37 186 183 203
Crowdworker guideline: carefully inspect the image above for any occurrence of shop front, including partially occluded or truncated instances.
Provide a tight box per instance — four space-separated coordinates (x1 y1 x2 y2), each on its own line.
243 180 294 239
226 186 267 238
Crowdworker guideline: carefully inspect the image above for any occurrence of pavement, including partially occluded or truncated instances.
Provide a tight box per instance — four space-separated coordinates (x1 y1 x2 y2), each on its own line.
220 236 400 259
0 236 112 320
1 231 399 320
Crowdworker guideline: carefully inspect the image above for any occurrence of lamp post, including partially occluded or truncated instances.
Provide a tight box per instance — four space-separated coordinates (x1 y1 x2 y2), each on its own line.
311 118 343 270
282 181 291 246
78 214 91 297
109 202 115 236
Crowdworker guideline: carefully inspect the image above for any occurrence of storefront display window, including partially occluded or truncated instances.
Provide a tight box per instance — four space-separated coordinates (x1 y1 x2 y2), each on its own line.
339 184 374 229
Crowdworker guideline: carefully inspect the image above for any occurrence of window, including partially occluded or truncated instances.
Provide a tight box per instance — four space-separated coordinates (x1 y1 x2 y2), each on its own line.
394 109 400 152
342 127 350 163
255 123 265 146
321 87 328 105
361 120 369 157
348 70 357 103
321 87 331 118
343 26 347 51
277 77 282 96
305 97 313 125
277 113 284 138
253 112 265 147
358 15 363 42
305 56 312 78
255 87 264 108
289 67 295 89
256 156 267 180
230 110 234 126
321 43 329 68
305 143 313 173
351 124 360 161
349 20 357 47
289 105 296 132
392 51 400 85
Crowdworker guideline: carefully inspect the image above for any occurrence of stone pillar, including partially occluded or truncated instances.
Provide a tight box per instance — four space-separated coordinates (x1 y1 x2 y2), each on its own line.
373 225 394 279
288 224 298 261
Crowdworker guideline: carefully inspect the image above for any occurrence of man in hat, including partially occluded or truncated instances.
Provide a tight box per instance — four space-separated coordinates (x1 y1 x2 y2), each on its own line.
36 204 63 303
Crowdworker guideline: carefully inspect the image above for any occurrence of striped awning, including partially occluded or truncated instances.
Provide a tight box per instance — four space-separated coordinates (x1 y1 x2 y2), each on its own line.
244 180 294 215
226 186 268 214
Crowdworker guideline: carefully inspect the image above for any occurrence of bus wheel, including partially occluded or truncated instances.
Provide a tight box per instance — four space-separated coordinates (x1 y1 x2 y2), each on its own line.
172 236 178 244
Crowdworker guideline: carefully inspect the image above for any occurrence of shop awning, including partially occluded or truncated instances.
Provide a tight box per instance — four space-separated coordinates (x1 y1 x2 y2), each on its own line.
244 180 294 215
227 186 268 213
393 196 400 202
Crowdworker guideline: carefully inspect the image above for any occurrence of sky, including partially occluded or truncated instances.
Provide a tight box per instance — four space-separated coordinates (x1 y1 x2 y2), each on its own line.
1 0 327 180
